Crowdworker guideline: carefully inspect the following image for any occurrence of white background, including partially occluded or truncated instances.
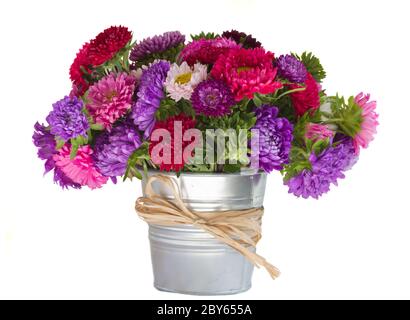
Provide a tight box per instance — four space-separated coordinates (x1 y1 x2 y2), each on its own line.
0 0 409 300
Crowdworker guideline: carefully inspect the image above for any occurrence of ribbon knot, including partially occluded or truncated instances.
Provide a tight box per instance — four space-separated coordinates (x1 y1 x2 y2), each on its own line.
192 218 207 226
135 174 280 279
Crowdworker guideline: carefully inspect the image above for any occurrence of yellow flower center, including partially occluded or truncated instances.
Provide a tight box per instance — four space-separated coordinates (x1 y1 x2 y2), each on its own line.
175 72 192 85
106 90 118 101
237 66 252 73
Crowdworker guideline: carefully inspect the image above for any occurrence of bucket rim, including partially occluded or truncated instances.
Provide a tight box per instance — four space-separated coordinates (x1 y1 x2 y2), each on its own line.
142 168 266 178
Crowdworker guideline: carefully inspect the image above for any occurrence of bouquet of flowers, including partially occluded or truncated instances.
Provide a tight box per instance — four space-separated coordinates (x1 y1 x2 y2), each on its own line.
33 26 378 199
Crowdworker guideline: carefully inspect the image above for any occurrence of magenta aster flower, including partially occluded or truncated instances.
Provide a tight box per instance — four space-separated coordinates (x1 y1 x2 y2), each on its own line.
32 122 81 189
179 37 241 66
211 48 283 101
86 72 136 130
53 145 108 189
130 31 185 63
46 96 89 141
191 79 235 117
353 93 378 154
285 138 357 199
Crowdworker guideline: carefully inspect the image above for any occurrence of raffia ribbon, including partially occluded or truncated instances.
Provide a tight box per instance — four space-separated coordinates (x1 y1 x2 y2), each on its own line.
135 175 280 279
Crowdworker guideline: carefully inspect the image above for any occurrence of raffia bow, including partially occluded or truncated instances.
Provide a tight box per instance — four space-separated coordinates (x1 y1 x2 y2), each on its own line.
135 174 280 279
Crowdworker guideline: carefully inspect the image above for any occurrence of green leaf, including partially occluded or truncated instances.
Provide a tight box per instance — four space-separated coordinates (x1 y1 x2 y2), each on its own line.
190 32 219 40
55 138 65 150
90 123 104 131
324 95 363 137
292 52 326 83
123 143 150 181
253 94 263 107
70 142 79 160
178 98 196 118
223 164 242 173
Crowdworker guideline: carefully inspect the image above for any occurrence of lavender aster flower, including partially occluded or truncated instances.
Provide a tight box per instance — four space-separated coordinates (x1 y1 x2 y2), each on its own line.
46 96 89 141
94 121 142 177
131 60 170 139
32 122 81 189
130 31 185 63
285 138 357 199
276 54 307 83
252 105 293 172
191 79 234 117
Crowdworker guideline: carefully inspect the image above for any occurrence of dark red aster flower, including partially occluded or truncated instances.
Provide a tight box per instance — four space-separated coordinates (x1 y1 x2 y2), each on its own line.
69 26 132 96
149 114 197 172
87 26 132 66
221 30 262 49
289 73 320 116
69 42 92 96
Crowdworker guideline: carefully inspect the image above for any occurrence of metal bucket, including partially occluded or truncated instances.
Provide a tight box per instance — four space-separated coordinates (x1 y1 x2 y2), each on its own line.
141 169 267 295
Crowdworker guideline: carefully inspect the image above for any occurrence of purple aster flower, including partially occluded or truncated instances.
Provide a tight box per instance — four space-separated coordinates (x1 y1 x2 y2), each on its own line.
94 120 142 177
191 79 235 117
221 30 262 49
46 96 89 141
285 138 358 199
130 31 185 62
131 60 170 139
276 54 307 83
32 122 81 189
251 105 293 172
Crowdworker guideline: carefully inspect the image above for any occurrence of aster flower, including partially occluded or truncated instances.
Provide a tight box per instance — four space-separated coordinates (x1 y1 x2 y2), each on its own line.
86 72 136 130
211 48 283 101
179 37 241 66
305 123 334 142
221 30 262 49
289 73 320 116
46 96 89 141
352 93 379 154
94 121 142 177
53 145 108 189
285 139 357 199
131 60 170 139
32 122 81 189
69 42 92 96
130 31 185 65
69 26 132 96
276 54 307 83
251 105 293 172
149 114 196 172
165 62 207 102
191 79 235 117
87 26 132 66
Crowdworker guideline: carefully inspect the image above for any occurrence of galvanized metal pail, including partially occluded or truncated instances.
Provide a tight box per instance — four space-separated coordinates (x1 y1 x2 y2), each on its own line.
141 170 267 295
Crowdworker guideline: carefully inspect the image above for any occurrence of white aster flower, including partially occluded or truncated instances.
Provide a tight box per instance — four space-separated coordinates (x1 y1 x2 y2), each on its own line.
165 62 207 101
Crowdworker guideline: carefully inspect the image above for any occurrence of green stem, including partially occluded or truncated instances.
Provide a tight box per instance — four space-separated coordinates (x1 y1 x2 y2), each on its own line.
274 87 306 100
323 118 344 124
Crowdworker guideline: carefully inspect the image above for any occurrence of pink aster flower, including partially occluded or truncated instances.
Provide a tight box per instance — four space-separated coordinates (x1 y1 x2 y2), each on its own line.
87 72 136 130
179 37 241 66
53 145 108 189
353 92 379 154
305 123 334 142
211 48 283 101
